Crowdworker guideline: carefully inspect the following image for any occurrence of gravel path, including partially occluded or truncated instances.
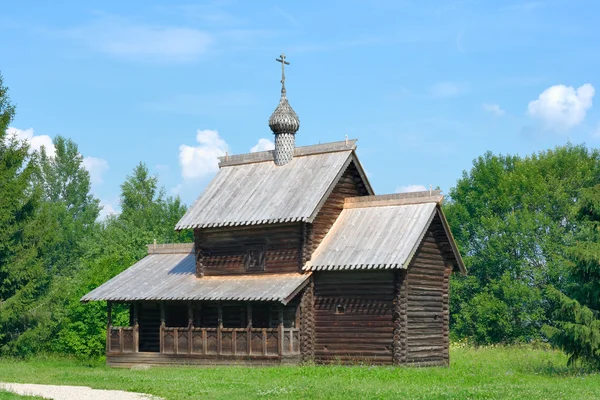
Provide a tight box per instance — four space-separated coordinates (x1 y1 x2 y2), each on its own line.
0 383 162 400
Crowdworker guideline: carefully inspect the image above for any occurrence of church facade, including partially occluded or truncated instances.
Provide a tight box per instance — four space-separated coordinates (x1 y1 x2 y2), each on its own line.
82 55 465 367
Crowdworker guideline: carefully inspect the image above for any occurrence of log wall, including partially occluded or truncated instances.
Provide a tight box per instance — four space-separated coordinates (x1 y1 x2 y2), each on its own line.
195 223 303 275
299 279 315 362
311 162 368 252
404 215 450 366
313 271 395 364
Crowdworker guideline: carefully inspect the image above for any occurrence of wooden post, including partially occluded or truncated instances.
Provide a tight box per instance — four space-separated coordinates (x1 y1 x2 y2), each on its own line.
247 303 252 355
202 328 207 355
174 328 179 354
133 302 139 353
232 329 237 355
106 302 112 354
159 301 165 354
262 328 267 356
119 327 124 353
217 302 223 355
278 304 284 355
188 301 193 354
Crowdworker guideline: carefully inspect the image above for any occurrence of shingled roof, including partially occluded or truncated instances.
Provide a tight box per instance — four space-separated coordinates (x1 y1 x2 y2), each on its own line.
304 191 466 273
175 140 372 230
81 244 310 304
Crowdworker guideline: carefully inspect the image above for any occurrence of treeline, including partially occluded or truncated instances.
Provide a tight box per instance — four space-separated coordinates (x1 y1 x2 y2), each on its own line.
0 74 191 356
444 144 600 366
1 73 600 366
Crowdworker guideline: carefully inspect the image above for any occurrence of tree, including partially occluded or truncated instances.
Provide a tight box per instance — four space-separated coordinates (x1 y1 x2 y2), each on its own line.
543 184 600 367
0 73 47 354
49 163 191 356
36 136 100 274
445 145 600 344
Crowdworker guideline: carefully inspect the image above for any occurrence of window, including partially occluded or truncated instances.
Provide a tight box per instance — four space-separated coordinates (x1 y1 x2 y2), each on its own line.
244 247 266 272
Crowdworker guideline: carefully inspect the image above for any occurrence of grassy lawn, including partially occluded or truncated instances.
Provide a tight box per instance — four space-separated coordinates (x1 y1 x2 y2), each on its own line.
0 346 598 400
0 392 45 400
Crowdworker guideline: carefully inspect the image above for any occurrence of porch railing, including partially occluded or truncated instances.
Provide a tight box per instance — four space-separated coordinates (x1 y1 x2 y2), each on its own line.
107 326 138 353
160 326 300 356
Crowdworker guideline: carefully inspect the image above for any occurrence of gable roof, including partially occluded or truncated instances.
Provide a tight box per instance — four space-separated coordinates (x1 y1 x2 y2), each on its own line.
175 140 373 230
304 191 466 273
81 244 310 305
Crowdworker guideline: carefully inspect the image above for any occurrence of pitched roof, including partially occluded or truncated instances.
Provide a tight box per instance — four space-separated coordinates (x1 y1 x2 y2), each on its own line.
175 140 372 230
304 191 466 273
81 244 310 304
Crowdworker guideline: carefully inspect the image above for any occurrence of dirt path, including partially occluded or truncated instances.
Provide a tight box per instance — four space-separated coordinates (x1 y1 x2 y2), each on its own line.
0 383 162 400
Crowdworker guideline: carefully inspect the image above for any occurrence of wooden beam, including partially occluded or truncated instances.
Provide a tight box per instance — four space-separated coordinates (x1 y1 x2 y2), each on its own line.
133 302 139 353
159 301 165 354
278 305 284 355
188 301 193 354
247 303 252 355
217 302 223 355
344 194 443 209
106 302 112 354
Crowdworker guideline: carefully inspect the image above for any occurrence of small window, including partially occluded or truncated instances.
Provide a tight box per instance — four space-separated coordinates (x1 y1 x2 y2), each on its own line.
244 247 266 272
335 304 346 314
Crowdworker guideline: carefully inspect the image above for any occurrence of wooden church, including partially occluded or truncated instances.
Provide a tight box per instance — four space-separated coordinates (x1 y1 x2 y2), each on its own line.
82 54 466 367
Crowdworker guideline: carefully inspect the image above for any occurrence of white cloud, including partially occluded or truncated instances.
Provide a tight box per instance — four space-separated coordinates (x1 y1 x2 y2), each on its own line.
250 138 274 153
430 82 466 98
66 15 213 62
98 201 118 220
396 184 427 193
482 103 506 116
527 83 595 130
82 156 109 185
5 127 55 156
179 129 229 181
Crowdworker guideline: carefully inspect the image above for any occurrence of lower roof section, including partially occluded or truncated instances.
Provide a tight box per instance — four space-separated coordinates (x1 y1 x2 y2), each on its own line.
81 251 310 305
304 202 437 271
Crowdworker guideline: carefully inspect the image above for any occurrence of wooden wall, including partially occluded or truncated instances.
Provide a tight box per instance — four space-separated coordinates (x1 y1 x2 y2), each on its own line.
195 223 303 275
311 162 369 251
403 214 451 366
313 271 395 364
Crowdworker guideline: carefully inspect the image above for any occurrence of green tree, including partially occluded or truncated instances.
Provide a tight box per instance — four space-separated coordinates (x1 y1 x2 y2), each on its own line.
36 136 100 273
543 185 600 367
446 145 600 344
0 73 48 354
51 163 191 356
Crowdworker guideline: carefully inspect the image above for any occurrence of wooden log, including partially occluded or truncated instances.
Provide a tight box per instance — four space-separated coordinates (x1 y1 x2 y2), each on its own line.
278 305 284 356
133 302 139 353
217 303 223 355
106 302 112 354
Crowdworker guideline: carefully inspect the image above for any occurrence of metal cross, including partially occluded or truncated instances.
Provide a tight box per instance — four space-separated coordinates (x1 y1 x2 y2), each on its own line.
276 53 290 93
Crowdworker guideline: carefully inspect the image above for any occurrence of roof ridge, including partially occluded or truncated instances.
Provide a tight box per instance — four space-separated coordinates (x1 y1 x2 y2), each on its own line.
218 139 357 167
147 242 195 255
344 191 443 209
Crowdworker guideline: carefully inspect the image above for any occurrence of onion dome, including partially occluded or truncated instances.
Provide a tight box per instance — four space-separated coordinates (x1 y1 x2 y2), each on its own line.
269 53 300 166
268 92 300 135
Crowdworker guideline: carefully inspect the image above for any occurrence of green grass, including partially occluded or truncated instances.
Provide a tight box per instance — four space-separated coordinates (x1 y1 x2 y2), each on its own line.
0 347 598 399
0 392 45 400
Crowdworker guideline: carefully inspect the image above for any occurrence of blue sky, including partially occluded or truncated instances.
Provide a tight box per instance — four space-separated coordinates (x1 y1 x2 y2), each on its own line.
2 0 599 216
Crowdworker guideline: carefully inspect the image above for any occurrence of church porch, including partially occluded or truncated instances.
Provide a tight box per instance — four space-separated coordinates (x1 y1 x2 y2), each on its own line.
105 300 301 367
